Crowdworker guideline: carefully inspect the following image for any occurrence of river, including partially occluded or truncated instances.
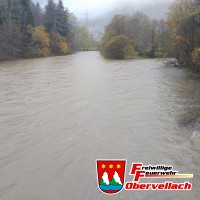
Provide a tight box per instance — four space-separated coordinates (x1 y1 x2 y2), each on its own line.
0 52 199 200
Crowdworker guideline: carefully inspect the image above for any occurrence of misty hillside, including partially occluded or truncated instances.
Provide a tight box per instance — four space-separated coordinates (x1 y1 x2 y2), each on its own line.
105 0 174 19
32 0 175 40
79 0 175 40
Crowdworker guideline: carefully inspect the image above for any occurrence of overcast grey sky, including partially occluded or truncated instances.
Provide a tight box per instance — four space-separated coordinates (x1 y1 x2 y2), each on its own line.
33 0 174 18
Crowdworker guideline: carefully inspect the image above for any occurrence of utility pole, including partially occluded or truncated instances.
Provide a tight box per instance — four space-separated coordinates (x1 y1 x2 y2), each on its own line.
83 10 90 27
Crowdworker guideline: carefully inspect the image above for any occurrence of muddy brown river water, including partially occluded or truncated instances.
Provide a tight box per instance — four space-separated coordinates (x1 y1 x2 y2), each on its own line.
0 52 199 200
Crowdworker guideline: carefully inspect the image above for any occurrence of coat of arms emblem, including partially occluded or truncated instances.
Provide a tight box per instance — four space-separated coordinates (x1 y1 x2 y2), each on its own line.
96 160 126 194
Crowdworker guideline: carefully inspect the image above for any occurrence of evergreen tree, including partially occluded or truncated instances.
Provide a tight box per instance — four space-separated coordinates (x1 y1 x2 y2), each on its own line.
44 0 56 33
20 0 34 29
30 2 42 26
0 0 34 59
56 0 69 37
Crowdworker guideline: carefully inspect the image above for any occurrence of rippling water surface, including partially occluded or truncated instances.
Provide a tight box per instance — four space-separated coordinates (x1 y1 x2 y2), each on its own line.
0 52 199 200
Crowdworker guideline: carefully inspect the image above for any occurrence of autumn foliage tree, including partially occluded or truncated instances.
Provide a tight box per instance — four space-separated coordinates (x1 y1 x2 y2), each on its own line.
53 32 69 54
100 13 169 59
168 0 200 72
102 35 135 59
27 26 50 57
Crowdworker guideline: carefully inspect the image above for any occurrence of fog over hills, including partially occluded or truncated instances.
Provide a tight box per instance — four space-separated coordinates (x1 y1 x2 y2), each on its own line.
33 0 174 19
32 0 175 40
80 0 175 40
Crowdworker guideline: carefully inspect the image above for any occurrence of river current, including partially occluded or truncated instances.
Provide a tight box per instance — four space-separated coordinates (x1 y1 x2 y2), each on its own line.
0 52 199 199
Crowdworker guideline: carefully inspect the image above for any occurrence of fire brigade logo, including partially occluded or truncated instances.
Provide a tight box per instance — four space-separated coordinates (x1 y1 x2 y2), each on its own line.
96 160 126 194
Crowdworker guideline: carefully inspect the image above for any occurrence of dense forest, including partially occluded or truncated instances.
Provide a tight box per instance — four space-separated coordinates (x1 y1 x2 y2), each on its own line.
100 0 200 73
0 0 95 61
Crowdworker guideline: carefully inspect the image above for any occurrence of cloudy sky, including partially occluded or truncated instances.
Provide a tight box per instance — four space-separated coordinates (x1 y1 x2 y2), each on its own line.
33 0 174 18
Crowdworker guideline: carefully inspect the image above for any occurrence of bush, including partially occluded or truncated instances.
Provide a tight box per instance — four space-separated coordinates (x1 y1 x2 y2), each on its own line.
27 26 50 58
53 33 69 54
123 45 137 59
102 35 134 59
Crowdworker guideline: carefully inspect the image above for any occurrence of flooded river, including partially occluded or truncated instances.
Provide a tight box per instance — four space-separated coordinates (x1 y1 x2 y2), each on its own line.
0 52 199 200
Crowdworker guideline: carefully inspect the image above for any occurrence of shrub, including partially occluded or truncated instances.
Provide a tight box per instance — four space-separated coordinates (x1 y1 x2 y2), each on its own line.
27 26 50 57
123 45 137 59
54 33 69 54
102 35 134 59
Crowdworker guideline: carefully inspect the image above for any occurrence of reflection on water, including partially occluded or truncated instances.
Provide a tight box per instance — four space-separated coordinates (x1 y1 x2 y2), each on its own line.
0 52 199 200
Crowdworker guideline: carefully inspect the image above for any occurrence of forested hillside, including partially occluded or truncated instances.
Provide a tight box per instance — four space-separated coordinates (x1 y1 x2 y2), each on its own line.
0 0 95 61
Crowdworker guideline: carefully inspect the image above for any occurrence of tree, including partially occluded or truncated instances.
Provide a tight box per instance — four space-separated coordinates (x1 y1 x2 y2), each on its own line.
106 15 127 37
0 0 78 60
43 0 70 54
27 25 50 57
125 12 151 55
102 35 134 59
66 12 78 52
100 12 169 59
168 0 200 72
30 2 42 26
0 0 34 60
53 32 69 54
56 0 69 37
43 0 56 33
79 26 93 50
101 15 127 49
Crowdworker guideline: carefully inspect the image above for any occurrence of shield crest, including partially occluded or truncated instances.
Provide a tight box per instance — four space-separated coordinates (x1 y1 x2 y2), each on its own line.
96 160 126 194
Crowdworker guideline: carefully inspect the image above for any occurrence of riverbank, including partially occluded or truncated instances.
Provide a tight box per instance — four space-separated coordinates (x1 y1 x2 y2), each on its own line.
0 49 100 63
0 52 72 63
